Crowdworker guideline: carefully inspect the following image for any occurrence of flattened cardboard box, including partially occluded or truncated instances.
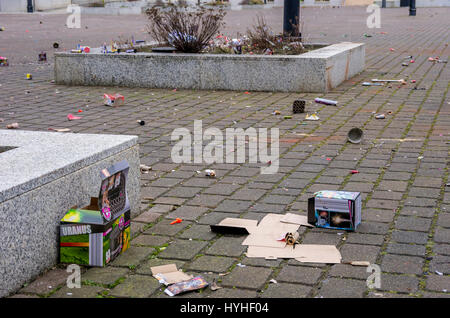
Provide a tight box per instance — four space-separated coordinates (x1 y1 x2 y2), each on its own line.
59 160 131 266
151 264 193 285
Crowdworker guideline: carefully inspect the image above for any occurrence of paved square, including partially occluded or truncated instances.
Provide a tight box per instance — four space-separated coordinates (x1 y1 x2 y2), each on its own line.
2 6 449 298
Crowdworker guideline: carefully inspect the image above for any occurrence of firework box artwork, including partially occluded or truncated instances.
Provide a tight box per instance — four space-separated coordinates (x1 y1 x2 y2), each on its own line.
59 160 131 266
307 190 361 231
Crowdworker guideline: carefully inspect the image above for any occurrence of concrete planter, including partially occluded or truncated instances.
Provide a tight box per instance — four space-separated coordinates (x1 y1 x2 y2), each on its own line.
55 42 365 93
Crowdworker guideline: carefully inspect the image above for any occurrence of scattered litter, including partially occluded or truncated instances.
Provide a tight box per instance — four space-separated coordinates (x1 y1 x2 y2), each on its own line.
362 82 383 86
269 279 278 284
342 261 370 266
305 113 319 121
205 169 216 177
137 120 145 126
272 110 281 115
139 164 152 173
389 48 395 51
417 156 423 160
210 280 222 291
67 113 82 121
283 115 292 119
151 264 193 286
66 293 73 296
26 74 32 80
308 190 361 231
244 92 250 95
0 27 4 31
292 100 306 113
375 114 385 119
53 42 59 49
6 123 19 129
363 33 372 37
347 127 363 144
371 79 405 84
236 263 246 268
435 270 443 276
48 128 71 132
164 276 208 297
401 62 408 67
0 56 8 66
103 93 124 107
315 98 337 106
350 170 359 174
170 218 183 225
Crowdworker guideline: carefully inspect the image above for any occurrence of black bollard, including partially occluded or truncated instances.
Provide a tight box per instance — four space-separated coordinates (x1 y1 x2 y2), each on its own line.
283 0 301 38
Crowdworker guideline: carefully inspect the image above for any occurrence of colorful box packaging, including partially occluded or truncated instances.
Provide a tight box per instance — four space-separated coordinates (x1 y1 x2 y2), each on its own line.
308 190 361 231
59 160 131 266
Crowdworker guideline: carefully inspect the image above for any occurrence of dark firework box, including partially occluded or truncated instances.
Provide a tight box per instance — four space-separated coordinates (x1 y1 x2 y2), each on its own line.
59 160 131 266
307 190 361 231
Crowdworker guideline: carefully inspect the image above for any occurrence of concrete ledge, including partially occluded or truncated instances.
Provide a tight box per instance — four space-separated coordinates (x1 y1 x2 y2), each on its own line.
0 130 140 297
55 42 365 93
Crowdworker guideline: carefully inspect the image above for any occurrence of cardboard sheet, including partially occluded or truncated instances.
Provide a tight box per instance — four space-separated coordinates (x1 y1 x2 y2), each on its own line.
241 214 300 248
151 264 193 285
246 244 342 264
280 213 314 227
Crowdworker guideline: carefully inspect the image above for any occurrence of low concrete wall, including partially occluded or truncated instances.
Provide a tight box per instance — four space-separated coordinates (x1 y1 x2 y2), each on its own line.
55 42 364 93
0 130 140 297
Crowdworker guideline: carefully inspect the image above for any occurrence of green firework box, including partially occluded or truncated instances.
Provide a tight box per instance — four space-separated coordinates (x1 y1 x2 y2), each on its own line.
59 160 131 266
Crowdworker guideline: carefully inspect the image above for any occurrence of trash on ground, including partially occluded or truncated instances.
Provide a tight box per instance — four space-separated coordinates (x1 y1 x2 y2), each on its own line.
375 114 385 119
67 113 82 121
0 27 4 31
53 42 59 48
342 261 370 266
6 123 19 129
26 74 32 80
205 169 216 177
151 264 193 286
272 110 281 115
170 218 183 225
347 127 363 144
401 62 408 67
283 115 292 119
269 279 278 284
103 93 124 107
308 190 361 231
60 160 131 266
164 276 208 297
371 79 405 84
315 98 338 106
137 120 145 126
236 263 246 267
305 113 320 121
139 164 152 173
350 170 359 174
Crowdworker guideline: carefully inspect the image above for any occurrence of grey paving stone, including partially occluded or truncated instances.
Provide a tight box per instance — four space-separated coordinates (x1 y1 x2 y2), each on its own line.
144 218 192 236
214 200 253 213
50 285 105 298
329 264 371 280
318 278 367 298
179 224 217 240
166 205 209 221
340 244 380 263
110 246 155 268
19 268 70 296
221 266 272 290
109 274 160 298
394 216 432 232
187 256 235 273
346 233 385 246
275 265 323 285
391 230 429 245
378 274 419 293
82 267 129 286
386 243 426 257
206 288 258 298
205 236 247 257
434 227 450 244
425 275 450 293
131 234 170 247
